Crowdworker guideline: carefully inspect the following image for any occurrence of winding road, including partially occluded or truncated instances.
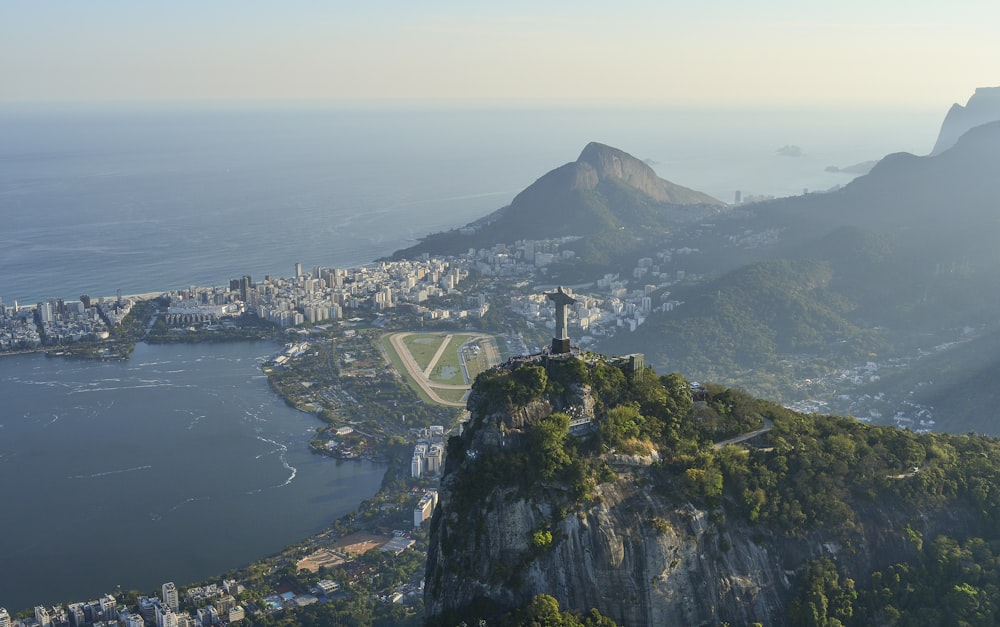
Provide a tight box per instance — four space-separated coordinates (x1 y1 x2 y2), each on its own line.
713 418 775 449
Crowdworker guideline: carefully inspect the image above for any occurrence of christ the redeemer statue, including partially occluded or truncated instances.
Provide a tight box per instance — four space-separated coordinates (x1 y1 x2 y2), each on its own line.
546 286 576 354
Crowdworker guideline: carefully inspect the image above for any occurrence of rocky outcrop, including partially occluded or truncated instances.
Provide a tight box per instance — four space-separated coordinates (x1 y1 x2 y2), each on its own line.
390 142 724 259
931 86 1000 155
425 454 976 625
425 475 793 626
576 142 720 205
476 143 723 241
424 356 982 625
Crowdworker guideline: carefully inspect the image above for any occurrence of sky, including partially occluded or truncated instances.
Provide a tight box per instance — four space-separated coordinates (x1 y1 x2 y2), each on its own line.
1 1 998 107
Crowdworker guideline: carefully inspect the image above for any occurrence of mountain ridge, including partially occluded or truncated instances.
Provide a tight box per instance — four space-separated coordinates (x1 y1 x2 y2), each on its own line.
391 142 723 260
931 86 1000 155
595 119 1000 420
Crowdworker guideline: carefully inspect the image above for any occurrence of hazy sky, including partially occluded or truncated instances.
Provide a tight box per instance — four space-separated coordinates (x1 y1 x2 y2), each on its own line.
2 1 998 106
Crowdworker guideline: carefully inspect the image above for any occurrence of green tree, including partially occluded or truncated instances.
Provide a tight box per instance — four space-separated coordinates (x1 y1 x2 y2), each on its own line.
786 559 856 627
599 404 642 449
530 412 571 479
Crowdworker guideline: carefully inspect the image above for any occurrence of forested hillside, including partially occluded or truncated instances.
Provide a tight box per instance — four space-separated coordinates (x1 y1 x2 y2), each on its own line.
426 354 1000 625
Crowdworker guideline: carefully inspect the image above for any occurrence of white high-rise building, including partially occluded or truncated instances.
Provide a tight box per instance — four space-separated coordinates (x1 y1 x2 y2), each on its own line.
426 443 444 474
99 595 117 622
67 603 86 627
38 301 54 323
163 582 179 611
156 604 177 627
35 606 51 627
0 607 11 627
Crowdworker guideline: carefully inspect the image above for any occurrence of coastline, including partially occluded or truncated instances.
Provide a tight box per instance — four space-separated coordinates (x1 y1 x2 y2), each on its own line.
0 298 455 616
0 339 391 613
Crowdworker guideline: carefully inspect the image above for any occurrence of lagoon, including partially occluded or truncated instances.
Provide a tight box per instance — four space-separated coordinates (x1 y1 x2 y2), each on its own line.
0 341 385 611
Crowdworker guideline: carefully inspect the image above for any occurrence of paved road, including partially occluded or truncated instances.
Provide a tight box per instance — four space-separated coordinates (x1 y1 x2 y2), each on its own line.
713 418 775 449
423 333 453 378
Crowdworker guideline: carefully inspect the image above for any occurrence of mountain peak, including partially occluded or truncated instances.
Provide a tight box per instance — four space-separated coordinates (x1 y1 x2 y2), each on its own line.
390 142 722 260
931 86 1000 155
575 141 716 205
577 141 642 171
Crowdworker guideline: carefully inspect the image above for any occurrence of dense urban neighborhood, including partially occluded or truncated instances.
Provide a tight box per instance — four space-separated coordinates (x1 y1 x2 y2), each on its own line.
1 232 702 623
0 204 980 621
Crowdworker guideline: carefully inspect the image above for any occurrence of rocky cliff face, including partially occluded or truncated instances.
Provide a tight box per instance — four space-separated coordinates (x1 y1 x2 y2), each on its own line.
424 356 799 625
931 86 1000 155
427 451 975 625
427 470 792 625
575 141 709 205
424 356 980 625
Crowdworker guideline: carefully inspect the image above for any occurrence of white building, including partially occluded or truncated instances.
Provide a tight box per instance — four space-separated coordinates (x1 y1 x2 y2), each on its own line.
313 579 341 595
162 582 179 611
99 595 117 622
34 606 51 627
138 597 160 622
68 603 86 627
196 606 219 626
426 444 444 474
155 604 177 627
413 489 439 527
125 613 145 627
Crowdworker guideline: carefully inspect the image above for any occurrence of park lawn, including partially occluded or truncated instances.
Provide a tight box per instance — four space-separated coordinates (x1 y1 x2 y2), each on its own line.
429 335 471 383
402 333 447 371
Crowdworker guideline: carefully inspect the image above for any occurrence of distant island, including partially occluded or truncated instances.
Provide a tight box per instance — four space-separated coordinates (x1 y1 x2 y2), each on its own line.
775 144 804 157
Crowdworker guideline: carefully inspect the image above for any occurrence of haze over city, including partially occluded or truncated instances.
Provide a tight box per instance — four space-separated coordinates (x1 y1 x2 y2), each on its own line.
7 1 1000 625
2 1 998 107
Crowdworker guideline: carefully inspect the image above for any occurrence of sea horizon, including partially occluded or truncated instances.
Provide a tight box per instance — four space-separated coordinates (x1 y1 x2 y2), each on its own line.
0 103 942 306
0 101 953 612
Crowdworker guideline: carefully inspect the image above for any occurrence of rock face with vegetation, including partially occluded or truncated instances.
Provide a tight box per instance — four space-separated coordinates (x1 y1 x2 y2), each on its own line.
425 353 1000 626
574 141 720 206
392 142 723 261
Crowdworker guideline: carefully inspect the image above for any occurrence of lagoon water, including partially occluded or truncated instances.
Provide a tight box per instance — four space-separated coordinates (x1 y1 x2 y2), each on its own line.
0 341 385 611
0 103 944 610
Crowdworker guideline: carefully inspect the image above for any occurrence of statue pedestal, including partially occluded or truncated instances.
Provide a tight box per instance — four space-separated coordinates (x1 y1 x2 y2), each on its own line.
551 338 571 354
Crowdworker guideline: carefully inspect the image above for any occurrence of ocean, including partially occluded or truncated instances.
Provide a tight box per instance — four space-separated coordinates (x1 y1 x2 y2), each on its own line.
0 103 944 610
0 103 942 305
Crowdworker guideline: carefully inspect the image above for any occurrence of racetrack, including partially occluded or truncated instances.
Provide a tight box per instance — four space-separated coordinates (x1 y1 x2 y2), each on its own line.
385 332 500 407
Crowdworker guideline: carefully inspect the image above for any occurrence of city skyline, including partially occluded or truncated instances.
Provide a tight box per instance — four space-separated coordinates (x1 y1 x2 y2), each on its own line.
2 1 998 107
